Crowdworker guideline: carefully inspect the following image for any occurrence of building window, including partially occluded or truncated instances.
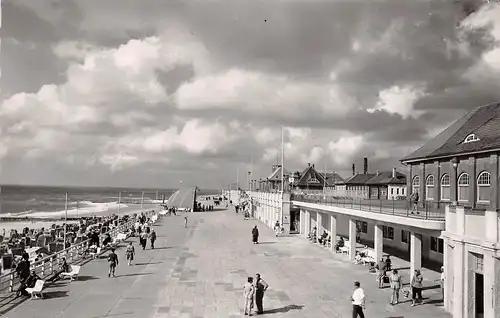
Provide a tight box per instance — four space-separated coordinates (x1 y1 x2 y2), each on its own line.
396 188 399 195
463 133 480 143
472 253 484 273
477 171 491 203
458 173 470 202
391 188 394 195
440 174 451 201
412 176 420 195
309 177 319 183
402 188 405 195
430 236 444 254
426 175 435 200
401 230 410 243
382 226 394 240
356 221 368 234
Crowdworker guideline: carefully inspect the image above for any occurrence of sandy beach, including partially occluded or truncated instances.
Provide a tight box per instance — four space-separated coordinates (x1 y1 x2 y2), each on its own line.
0 203 160 235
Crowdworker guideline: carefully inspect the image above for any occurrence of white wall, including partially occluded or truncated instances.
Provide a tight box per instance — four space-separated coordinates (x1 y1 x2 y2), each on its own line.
388 185 407 200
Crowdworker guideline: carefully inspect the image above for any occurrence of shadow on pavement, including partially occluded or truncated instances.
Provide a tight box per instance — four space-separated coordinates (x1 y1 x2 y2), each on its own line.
257 242 277 244
423 284 440 291
150 246 176 250
43 291 69 299
134 262 163 266
118 272 152 278
75 275 99 282
263 304 304 314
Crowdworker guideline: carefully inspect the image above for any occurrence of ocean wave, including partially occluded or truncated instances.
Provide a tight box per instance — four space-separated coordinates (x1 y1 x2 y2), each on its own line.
2 201 130 219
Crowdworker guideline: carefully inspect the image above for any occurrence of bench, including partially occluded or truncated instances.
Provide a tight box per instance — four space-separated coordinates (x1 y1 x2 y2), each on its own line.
339 240 350 254
113 233 127 245
60 265 81 281
361 249 376 266
26 280 45 299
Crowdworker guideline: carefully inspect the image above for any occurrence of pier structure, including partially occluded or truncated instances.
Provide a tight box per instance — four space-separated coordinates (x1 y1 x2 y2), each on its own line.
166 187 199 211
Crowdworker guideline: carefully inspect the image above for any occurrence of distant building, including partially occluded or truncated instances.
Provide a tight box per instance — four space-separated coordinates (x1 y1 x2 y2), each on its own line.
260 165 290 192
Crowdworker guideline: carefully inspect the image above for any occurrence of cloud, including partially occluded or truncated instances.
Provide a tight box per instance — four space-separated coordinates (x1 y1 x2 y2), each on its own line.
367 85 427 119
175 69 353 119
2 0 500 188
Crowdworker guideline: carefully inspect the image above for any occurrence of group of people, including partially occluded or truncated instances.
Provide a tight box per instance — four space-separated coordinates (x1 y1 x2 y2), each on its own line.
243 273 269 316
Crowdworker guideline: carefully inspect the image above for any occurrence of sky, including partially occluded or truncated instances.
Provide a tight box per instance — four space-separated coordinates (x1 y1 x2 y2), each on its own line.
1 0 500 189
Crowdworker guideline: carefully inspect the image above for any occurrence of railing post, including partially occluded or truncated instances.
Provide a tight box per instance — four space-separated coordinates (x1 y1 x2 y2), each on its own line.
380 199 382 213
9 272 14 292
392 198 395 215
368 198 371 212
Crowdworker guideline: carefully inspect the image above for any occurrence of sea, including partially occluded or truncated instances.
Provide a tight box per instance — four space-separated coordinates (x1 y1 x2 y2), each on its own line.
0 185 219 218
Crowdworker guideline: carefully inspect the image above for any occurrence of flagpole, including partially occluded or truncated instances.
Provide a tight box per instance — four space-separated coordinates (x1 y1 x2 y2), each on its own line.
140 191 144 209
76 201 79 219
64 192 68 249
280 125 284 226
117 192 121 216
323 162 327 200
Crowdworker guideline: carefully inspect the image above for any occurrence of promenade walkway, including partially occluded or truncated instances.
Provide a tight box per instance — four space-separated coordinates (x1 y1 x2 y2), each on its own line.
4 207 451 318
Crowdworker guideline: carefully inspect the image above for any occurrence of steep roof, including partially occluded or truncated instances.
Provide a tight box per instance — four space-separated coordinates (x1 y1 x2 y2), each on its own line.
344 173 375 185
296 165 327 186
321 172 345 186
402 101 500 162
365 171 406 185
266 166 290 181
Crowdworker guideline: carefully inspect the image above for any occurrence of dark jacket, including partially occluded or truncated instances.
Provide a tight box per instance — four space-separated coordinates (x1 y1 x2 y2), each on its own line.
252 228 259 237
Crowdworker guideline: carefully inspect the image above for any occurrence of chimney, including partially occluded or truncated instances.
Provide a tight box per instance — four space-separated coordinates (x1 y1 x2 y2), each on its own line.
312 164 315 169
392 168 396 178
364 157 368 174
352 164 356 176
308 163 311 167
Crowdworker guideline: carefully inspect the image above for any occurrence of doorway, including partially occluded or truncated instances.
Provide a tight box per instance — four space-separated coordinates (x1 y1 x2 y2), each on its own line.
475 273 484 318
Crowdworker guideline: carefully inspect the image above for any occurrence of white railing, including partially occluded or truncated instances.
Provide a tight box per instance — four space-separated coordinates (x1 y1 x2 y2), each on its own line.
0 210 156 295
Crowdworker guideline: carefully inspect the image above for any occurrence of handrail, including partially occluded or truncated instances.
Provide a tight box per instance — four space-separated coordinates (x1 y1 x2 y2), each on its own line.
0 210 157 295
290 194 446 221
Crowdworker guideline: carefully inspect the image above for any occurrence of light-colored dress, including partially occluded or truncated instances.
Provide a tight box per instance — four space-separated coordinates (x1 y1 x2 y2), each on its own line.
243 282 255 314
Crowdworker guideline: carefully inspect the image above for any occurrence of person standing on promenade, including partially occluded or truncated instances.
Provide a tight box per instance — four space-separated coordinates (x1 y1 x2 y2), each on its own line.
351 281 366 318
126 242 135 266
184 215 188 228
243 276 255 316
252 225 259 244
389 269 402 305
149 229 157 249
108 248 118 277
254 273 268 315
140 231 148 250
411 269 424 306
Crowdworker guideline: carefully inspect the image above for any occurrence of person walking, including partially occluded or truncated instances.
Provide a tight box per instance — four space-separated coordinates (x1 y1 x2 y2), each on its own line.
149 229 157 249
108 248 119 278
243 277 255 316
410 191 419 214
140 231 148 250
254 273 268 315
376 258 387 288
274 221 280 237
125 242 135 266
389 269 402 305
252 225 259 244
411 269 424 306
351 281 366 318
184 216 188 228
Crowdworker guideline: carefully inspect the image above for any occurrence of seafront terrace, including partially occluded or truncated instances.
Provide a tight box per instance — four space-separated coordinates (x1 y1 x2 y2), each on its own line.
3 205 451 318
292 194 446 221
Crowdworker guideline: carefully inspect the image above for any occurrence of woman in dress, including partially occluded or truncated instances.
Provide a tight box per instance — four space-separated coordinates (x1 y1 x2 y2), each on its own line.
389 269 402 305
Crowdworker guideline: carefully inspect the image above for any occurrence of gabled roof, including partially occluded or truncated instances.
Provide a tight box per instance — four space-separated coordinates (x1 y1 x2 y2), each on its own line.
321 172 345 186
344 173 375 185
296 165 327 186
402 101 500 162
266 166 290 181
365 171 406 185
